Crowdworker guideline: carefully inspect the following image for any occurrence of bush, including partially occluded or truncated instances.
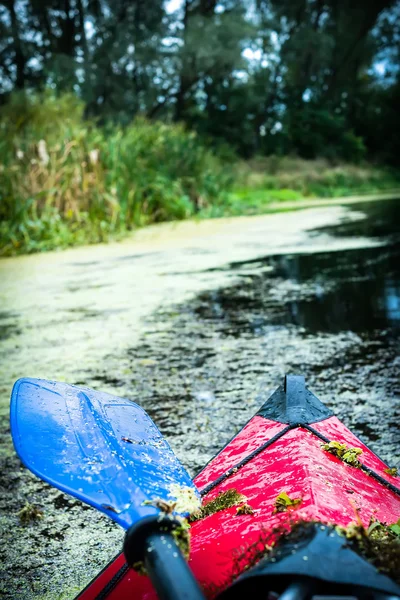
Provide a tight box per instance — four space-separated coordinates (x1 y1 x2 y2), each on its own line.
0 92 232 255
288 107 366 163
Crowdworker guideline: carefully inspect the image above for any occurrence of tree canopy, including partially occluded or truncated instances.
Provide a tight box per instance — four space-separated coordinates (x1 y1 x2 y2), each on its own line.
1 0 399 164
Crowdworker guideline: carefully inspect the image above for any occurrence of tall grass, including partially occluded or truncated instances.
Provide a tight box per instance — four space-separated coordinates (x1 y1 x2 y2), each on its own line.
0 92 232 256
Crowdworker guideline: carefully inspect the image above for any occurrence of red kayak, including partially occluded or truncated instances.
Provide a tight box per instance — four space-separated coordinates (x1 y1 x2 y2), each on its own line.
76 376 400 599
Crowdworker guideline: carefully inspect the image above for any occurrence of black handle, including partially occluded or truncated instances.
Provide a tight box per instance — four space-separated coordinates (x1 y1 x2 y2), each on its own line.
124 517 205 600
144 532 205 600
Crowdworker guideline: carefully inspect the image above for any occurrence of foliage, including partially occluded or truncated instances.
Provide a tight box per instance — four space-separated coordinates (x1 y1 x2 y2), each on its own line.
0 92 232 255
1 88 398 256
0 1 399 166
236 503 254 515
17 502 43 525
200 156 400 219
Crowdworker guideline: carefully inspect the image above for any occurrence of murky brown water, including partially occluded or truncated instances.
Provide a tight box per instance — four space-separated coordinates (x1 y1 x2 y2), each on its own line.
0 197 399 599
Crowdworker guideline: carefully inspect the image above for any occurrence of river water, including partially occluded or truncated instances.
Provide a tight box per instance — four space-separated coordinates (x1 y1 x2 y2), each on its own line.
0 197 399 599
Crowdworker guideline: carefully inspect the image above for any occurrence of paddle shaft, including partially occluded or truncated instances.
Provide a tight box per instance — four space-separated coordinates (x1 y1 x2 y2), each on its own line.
143 532 205 600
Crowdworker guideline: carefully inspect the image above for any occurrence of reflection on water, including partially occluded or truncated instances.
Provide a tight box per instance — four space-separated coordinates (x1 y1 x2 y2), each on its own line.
220 243 400 335
270 245 400 333
313 198 400 241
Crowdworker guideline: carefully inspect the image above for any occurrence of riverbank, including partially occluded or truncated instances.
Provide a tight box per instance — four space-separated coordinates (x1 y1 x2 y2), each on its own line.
200 157 400 218
1 134 399 257
1 186 399 258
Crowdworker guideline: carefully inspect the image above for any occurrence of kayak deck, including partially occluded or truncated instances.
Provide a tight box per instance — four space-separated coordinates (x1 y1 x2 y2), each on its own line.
77 377 400 599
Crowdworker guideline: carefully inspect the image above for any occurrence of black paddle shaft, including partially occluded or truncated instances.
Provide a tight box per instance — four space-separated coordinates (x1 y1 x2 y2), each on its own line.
124 517 205 600
144 532 205 600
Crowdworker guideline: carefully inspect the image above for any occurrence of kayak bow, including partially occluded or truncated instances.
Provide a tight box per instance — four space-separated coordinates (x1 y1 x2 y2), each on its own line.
76 375 400 599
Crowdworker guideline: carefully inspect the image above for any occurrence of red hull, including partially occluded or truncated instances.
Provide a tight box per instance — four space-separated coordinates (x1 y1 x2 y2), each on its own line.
77 413 400 599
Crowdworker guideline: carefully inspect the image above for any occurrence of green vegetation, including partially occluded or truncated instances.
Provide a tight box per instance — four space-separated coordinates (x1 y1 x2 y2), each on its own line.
236 503 254 516
321 440 363 467
2 0 399 167
384 468 398 477
1 92 399 257
1 1 400 256
273 491 302 513
17 501 43 525
336 518 400 584
201 157 400 218
0 93 231 256
189 488 245 521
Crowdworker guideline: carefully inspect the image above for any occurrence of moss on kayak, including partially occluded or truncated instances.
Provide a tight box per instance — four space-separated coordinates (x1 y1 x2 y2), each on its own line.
190 489 246 522
236 504 255 516
321 440 363 467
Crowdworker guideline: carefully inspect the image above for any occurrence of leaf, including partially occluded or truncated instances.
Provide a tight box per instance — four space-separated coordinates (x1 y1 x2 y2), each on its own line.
236 503 254 516
367 521 382 536
389 520 400 537
273 491 302 513
342 448 362 467
276 491 291 504
384 467 398 477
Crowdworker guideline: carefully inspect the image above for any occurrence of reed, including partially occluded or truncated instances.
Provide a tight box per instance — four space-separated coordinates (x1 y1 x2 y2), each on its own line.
0 92 231 256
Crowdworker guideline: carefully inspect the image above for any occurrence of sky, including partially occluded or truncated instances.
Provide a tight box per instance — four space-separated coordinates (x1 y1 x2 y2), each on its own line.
165 0 184 14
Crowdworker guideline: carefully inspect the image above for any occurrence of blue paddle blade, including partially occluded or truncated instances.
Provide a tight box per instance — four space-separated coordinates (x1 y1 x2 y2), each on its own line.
10 378 200 529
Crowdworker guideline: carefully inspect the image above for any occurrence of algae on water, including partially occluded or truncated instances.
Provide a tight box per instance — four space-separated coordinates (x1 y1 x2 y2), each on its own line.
18 502 43 525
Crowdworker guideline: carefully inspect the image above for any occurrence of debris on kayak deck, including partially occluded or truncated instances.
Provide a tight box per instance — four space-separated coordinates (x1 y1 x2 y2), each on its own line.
142 498 178 514
336 517 400 584
273 491 302 513
220 521 400 598
321 440 363 467
142 483 201 521
17 502 43 525
385 467 399 477
168 483 202 514
189 488 245 522
235 504 254 516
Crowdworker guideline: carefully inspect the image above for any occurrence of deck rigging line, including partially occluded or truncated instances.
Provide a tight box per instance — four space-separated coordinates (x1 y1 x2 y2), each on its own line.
199 422 400 498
